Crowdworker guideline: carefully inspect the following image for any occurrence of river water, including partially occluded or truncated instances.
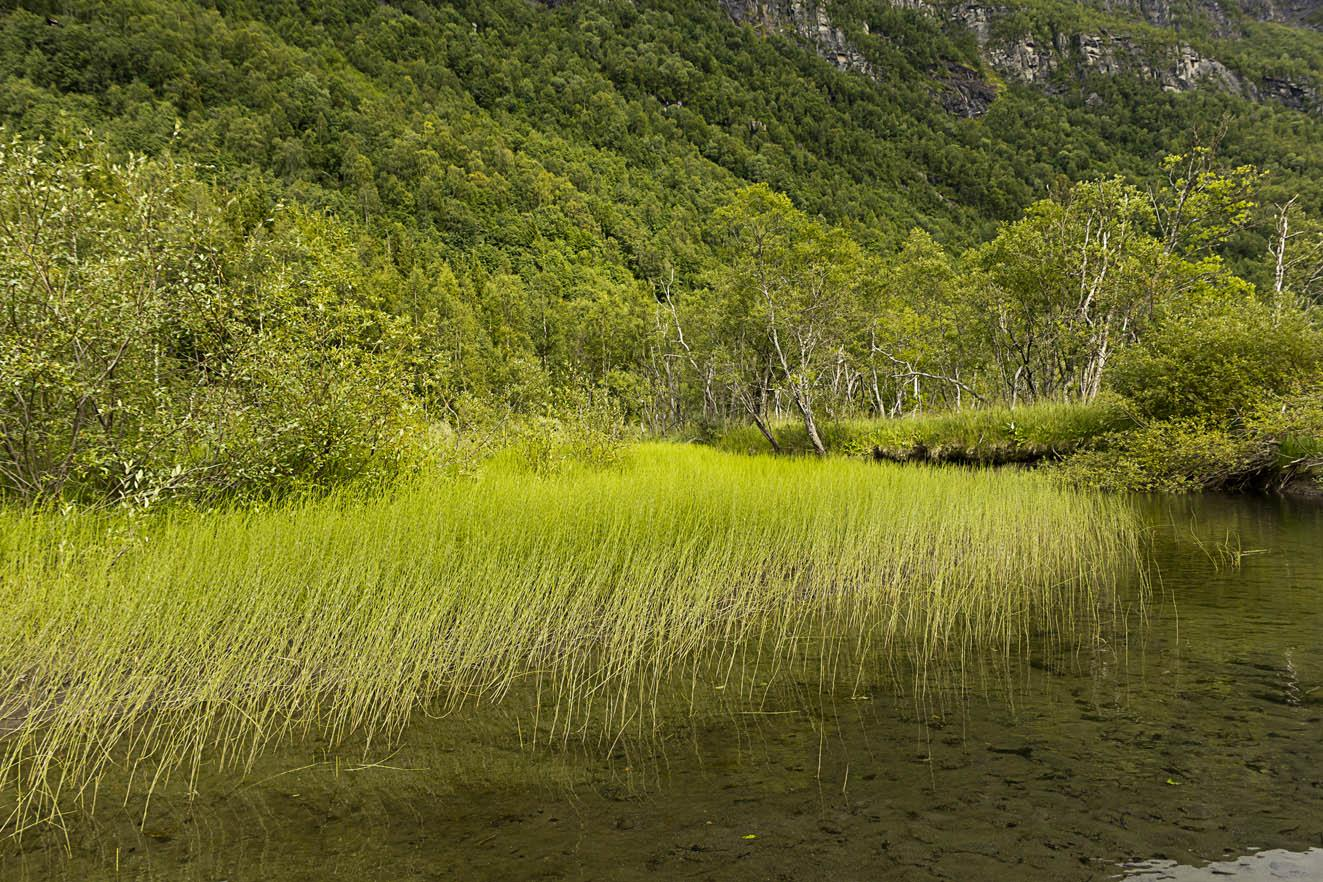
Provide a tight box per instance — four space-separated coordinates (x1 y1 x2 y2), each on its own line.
3 493 1320 881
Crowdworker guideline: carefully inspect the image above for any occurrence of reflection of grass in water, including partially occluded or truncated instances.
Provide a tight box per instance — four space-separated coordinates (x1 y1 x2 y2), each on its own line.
0 444 1141 834
1142 498 1273 578
1186 526 1260 573
9 635 1112 871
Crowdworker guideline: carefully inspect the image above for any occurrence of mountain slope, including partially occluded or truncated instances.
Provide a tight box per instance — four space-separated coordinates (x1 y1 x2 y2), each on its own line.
3 0 1320 259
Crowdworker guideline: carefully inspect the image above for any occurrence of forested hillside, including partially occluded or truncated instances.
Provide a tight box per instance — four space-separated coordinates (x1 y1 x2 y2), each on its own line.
6 1 1323 242
1 0 1321 500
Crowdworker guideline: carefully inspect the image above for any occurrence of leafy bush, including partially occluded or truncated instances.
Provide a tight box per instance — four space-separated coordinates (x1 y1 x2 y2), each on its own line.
1243 374 1323 486
1053 419 1270 492
1077 300 1323 493
1109 297 1323 421
0 134 414 504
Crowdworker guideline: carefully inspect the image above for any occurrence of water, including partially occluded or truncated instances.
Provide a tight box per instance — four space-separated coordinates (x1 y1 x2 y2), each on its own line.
1122 848 1323 880
3 493 1321 881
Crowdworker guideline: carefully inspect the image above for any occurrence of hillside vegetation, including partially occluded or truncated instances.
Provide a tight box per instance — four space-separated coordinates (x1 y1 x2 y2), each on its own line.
0 0 1320 500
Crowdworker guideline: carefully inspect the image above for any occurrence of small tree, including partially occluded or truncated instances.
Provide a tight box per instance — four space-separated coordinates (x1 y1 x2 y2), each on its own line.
965 178 1169 404
1150 144 1261 259
1269 197 1323 307
709 185 868 454
0 134 222 499
869 229 983 414
0 134 414 503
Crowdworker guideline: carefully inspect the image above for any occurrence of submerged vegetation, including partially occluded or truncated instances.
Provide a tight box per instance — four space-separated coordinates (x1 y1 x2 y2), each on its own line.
0 445 1141 832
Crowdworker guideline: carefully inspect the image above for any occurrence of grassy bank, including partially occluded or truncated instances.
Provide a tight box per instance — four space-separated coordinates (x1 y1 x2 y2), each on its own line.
0 444 1140 832
714 400 1135 463
713 394 1323 494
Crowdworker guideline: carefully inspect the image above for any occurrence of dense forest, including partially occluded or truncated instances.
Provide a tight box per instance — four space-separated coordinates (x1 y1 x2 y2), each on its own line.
1 0 1321 502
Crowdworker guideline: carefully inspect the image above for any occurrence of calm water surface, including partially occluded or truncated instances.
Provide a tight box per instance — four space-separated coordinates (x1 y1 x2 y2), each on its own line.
4 493 1320 881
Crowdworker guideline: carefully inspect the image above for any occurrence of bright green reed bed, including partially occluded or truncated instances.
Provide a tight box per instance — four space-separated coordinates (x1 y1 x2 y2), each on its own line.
0 444 1140 832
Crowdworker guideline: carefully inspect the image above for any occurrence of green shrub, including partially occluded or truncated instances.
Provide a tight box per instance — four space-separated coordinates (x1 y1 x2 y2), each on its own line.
1054 419 1271 492
0 134 415 505
1244 374 1323 484
1109 298 1323 421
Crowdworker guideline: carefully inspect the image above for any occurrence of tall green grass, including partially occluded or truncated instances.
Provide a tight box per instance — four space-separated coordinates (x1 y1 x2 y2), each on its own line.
715 398 1136 461
0 444 1140 833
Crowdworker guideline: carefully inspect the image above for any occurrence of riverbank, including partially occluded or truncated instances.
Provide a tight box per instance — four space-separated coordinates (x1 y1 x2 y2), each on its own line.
714 400 1133 465
712 398 1323 495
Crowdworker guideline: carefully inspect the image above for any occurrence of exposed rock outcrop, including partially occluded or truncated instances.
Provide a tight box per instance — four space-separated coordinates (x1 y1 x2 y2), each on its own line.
905 0 1317 113
611 0 1322 117
943 3 1251 95
1093 0 1321 34
938 61 999 116
1101 0 1238 34
971 21 1316 111
714 0 1322 115
722 0 1005 114
719 0 873 75
1258 74 1322 111
1241 0 1323 29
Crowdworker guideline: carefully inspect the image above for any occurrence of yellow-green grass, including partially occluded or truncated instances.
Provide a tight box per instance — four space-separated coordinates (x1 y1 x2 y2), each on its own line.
0 444 1140 833
716 399 1136 461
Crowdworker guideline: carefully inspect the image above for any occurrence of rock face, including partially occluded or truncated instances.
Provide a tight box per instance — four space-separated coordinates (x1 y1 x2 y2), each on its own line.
1259 74 1322 112
984 29 1247 94
719 0 873 75
938 62 998 116
1101 0 1237 34
721 0 1002 114
943 2 1250 94
966 18 1317 111
1242 0 1323 29
1097 0 1323 35
715 0 1319 116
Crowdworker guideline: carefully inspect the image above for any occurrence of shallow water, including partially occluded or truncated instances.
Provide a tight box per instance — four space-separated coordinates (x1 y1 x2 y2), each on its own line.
3 493 1321 881
1121 848 1323 880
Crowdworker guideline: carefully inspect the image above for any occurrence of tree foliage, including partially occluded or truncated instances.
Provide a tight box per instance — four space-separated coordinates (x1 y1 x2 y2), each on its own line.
0 1 1320 495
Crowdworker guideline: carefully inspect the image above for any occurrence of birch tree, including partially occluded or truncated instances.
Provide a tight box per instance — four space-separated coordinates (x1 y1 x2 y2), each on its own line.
966 178 1167 403
1269 198 1323 307
710 185 868 455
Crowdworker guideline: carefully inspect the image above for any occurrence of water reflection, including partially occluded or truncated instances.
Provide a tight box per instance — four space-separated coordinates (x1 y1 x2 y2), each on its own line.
1121 848 1323 880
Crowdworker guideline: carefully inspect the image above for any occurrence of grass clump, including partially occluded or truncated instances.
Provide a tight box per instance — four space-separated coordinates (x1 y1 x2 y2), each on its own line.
0 444 1140 833
844 398 1135 462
